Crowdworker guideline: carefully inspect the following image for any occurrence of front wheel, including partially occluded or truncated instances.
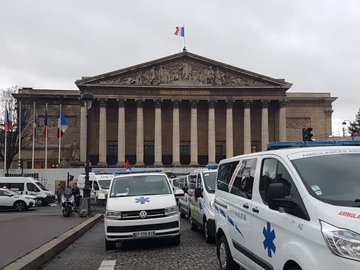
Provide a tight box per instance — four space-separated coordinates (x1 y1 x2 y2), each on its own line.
36 198 45 206
62 206 72 217
218 235 238 270
14 201 26 211
204 219 215 243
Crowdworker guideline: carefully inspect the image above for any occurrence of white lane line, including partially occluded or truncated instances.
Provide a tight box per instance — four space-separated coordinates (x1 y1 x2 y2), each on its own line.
98 259 116 270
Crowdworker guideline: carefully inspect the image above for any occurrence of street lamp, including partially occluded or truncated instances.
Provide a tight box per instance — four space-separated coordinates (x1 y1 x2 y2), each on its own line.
342 120 354 141
81 90 94 215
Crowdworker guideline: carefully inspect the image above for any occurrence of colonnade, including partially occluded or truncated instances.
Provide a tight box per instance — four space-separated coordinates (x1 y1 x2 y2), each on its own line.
79 99 287 166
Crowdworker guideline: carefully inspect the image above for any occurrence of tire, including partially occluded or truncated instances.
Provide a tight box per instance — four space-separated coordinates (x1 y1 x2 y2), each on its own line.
180 212 185 218
204 219 215 243
14 201 26 211
105 239 116 251
36 198 45 206
289 267 301 270
62 206 72 217
190 215 198 231
217 235 238 270
170 235 180 245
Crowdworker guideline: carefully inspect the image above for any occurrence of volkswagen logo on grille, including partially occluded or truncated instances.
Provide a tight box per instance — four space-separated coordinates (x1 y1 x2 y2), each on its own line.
139 210 147 219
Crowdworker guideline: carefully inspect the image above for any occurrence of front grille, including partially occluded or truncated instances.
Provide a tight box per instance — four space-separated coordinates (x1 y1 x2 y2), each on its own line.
121 209 165 220
107 221 179 233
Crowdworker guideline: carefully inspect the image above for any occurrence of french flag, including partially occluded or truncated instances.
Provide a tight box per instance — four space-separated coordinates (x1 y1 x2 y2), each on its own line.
4 107 13 131
57 112 68 138
174 26 185 37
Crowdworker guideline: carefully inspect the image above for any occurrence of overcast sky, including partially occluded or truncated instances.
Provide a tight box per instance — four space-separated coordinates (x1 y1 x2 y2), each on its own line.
1 0 359 136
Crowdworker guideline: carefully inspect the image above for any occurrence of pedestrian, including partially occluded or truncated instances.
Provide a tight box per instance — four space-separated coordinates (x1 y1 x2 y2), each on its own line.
57 183 64 204
71 182 81 207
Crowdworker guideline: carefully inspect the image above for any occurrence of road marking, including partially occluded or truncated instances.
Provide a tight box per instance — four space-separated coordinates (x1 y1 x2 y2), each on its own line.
98 259 116 270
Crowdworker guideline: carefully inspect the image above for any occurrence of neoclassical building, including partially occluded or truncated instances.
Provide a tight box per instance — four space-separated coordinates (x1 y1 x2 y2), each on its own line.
13 51 336 168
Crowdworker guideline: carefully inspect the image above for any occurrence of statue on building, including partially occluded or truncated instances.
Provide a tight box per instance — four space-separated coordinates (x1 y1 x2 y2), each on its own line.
70 139 80 162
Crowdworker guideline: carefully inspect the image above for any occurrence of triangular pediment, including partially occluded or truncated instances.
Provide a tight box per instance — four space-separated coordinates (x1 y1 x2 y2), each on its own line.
76 51 292 89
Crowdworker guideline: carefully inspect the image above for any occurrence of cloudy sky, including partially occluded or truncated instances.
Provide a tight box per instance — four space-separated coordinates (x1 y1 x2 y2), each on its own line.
1 0 359 136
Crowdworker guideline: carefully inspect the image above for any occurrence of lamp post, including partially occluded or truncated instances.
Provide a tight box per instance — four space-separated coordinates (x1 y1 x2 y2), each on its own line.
81 90 94 215
342 120 354 141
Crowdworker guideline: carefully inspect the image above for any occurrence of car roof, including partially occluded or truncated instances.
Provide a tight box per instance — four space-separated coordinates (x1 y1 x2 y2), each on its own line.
219 145 360 164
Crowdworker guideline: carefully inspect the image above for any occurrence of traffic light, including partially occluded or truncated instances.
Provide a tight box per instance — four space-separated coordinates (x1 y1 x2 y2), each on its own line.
302 127 313 141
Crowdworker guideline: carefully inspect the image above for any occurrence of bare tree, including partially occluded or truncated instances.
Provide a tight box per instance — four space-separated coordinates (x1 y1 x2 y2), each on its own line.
0 86 32 170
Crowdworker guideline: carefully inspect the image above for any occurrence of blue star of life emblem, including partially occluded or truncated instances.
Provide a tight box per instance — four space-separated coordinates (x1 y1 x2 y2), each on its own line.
263 222 276 257
135 196 150 204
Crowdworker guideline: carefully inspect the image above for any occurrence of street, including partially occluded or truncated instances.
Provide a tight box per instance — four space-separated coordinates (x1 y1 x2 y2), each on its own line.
40 217 219 270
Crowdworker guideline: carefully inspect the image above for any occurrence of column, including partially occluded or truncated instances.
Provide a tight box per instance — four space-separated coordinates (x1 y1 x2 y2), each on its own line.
136 99 144 166
208 100 216 164
80 105 87 163
172 100 181 166
226 99 234 158
190 100 198 166
243 100 252 154
279 99 287 141
154 99 162 166
117 99 125 166
98 99 107 166
261 100 269 151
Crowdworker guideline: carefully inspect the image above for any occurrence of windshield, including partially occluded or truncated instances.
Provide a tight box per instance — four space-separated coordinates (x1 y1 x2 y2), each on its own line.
98 180 111 189
110 175 172 197
291 153 360 206
203 171 217 193
35 181 49 191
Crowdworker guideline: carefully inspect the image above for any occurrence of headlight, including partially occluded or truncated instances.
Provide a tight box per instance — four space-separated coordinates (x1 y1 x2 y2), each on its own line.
165 205 179 216
106 210 122 220
210 200 216 210
321 220 360 261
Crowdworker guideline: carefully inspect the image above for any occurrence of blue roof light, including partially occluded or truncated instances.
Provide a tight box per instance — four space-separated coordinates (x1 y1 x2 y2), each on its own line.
267 140 360 150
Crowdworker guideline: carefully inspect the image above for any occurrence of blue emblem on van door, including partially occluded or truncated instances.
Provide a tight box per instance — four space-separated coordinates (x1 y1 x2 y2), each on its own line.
135 197 150 204
263 222 276 257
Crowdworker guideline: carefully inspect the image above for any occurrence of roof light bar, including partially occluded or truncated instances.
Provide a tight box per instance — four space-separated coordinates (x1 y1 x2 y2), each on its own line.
267 140 360 150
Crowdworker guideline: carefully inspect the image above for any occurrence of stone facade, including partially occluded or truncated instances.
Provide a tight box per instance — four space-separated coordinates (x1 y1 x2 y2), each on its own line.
11 51 336 168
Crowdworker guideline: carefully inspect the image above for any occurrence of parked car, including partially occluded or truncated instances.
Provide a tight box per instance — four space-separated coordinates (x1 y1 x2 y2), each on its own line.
188 167 218 243
0 188 36 211
77 172 112 203
104 172 180 250
215 141 360 270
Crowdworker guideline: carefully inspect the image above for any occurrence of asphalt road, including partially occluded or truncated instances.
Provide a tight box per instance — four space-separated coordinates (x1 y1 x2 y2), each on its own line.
0 203 103 269
40 217 220 270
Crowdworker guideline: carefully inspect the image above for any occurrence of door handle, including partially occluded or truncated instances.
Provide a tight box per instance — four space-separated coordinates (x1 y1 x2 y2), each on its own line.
252 207 259 213
243 203 249 209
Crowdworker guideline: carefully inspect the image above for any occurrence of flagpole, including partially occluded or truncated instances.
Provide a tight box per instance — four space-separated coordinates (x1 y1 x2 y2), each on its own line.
58 104 62 165
4 106 7 171
32 102 35 169
18 101 22 163
45 103 48 169
183 24 186 51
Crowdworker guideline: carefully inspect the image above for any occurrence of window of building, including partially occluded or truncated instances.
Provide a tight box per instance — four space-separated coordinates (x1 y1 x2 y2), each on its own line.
216 145 224 156
180 145 189 156
251 145 257 153
108 144 117 156
144 145 154 156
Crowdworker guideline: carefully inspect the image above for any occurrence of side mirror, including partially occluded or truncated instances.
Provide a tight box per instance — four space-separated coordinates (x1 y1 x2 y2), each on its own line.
194 187 203 198
7 194 14 197
267 182 286 210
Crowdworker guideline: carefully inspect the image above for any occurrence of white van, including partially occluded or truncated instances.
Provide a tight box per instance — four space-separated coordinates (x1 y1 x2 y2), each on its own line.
215 142 360 270
77 173 112 202
0 177 55 206
104 172 180 250
188 167 218 243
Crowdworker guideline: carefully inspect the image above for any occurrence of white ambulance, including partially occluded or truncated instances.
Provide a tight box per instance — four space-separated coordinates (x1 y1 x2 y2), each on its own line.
77 173 112 203
215 141 360 270
188 167 218 243
104 172 180 250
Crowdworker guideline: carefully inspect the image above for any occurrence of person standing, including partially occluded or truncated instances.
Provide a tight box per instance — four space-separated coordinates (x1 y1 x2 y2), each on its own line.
57 183 64 204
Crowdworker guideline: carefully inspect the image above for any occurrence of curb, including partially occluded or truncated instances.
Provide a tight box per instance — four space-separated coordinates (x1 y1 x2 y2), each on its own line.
3 214 103 270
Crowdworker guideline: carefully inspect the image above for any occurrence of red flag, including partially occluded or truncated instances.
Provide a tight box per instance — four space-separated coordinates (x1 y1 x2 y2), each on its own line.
125 160 130 170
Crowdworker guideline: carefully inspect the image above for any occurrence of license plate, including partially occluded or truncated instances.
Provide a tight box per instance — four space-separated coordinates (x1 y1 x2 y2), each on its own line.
133 231 155 238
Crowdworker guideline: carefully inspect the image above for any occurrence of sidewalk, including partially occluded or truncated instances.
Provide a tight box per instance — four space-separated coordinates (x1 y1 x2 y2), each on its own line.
1 204 103 270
